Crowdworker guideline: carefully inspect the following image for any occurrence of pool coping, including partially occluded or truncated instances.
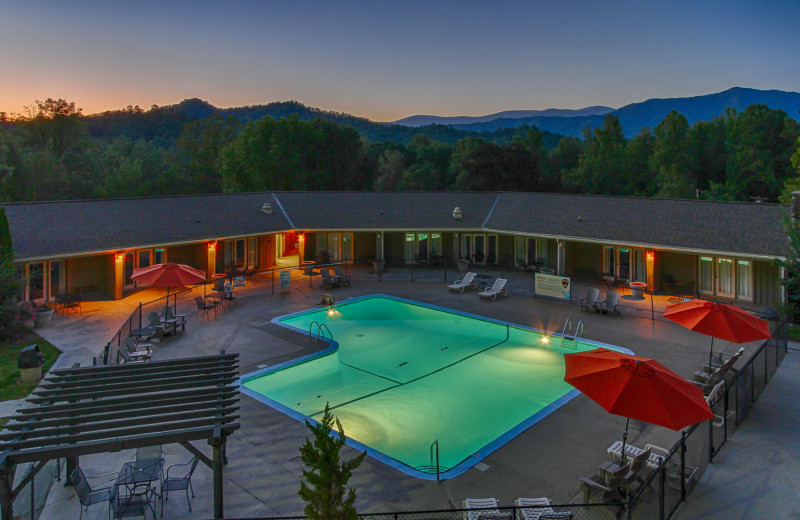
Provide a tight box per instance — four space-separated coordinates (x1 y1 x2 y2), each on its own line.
238 293 633 481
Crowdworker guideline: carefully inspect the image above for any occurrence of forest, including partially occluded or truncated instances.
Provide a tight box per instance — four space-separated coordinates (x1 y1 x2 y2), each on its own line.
1 98 799 204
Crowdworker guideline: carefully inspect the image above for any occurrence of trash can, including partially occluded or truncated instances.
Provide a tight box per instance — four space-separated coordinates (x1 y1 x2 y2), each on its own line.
18 344 44 383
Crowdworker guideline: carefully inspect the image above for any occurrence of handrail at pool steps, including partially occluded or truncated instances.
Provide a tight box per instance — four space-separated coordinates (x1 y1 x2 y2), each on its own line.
560 318 583 350
307 320 333 343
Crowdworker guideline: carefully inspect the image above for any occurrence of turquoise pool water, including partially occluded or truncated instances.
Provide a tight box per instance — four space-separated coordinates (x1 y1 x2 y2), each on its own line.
240 295 624 480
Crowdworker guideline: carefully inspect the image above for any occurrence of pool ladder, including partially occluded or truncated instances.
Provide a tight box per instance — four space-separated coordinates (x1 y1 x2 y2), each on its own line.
413 440 449 483
560 318 584 350
308 321 333 343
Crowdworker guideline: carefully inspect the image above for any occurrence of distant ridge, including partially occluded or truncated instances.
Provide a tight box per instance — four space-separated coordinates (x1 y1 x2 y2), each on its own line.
392 106 614 127
405 87 800 138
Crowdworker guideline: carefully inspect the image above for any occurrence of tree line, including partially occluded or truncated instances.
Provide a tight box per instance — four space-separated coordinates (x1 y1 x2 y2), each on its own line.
1 98 799 203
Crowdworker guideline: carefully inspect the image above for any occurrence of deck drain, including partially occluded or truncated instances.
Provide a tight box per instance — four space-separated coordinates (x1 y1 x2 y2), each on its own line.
474 462 490 471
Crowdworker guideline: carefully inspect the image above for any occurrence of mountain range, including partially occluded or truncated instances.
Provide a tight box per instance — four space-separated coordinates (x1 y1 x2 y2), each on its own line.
391 87 800 138
163 87 800 143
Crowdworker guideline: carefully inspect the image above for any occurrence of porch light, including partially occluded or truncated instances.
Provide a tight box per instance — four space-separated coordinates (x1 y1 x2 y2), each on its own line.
646 251 654 260
208 242 216 251
452 207 463 220
116 254 125 261
261 202 273 214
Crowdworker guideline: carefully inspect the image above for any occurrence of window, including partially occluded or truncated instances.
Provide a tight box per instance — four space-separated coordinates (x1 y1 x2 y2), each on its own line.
736 260 752 300
430 233 441 257
248 238 257 268
137 250 151 269
717 258 734 298
603 246 615 275
514 237 525 267
48 261 64 298
618 248 630 280
29 263 44 300
460 235 471 261
405 233 415 263
418 233 429 260
154 249 166 264
698 257 714 293
527 239 536 267
634 250 646 283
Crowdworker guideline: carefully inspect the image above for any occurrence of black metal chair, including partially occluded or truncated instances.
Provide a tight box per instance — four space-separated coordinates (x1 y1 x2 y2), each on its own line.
160 457 199 515
194 296 218 318
110 483 157 519
70 466 116 520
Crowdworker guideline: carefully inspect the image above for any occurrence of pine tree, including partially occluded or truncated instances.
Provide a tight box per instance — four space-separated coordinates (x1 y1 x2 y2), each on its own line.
298 403 366 520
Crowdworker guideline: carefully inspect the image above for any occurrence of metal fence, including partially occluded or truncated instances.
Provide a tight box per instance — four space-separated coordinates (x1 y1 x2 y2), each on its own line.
240 319 789 520
97 288 192 365
9 459 61 520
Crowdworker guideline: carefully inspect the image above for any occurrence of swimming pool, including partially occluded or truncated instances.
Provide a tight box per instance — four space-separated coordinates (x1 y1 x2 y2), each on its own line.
240 295 628 480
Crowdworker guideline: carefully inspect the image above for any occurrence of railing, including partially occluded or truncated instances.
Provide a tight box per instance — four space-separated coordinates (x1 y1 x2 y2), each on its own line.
9 458 61 520
243 319 789 520
99 287 194 365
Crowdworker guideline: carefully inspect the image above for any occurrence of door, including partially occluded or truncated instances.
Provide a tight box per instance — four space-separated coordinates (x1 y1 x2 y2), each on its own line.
618 248 630 281
460 235 472 261
473 235 486 264
123 252 135 290
486 235 497 264
235 239 246 268
28 262 45 301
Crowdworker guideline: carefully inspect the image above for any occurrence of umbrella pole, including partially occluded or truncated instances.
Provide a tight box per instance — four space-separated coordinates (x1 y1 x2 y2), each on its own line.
709 337 714 368
621 417 629 466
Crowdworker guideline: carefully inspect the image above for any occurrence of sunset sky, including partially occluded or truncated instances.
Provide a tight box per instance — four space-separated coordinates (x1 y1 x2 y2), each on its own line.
2 0 798 122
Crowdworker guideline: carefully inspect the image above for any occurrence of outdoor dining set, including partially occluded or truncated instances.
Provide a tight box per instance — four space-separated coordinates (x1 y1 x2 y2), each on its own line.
71 446 199 519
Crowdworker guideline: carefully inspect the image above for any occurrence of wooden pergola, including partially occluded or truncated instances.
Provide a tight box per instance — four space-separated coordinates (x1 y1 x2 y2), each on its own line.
0 352 240 520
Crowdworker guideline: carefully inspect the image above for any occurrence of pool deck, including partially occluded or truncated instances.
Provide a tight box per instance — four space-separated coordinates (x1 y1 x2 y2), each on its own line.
5 265 793 519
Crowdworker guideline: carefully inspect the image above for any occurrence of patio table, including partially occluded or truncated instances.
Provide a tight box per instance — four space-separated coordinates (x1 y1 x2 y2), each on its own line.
474 274 492 290
129 327 157 344
114 457 164 516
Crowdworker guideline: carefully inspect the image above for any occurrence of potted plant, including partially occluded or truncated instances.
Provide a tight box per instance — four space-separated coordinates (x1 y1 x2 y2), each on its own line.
629 282 647 299
33 304 55 328
372 258 385 274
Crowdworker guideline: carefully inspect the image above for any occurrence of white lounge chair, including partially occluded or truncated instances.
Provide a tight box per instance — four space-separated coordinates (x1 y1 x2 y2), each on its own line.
479 278 508 301
596 290 621 315
463 498 503 520
607 440 668 470
514 497 556 520
579 287 600 312
449 272 477 293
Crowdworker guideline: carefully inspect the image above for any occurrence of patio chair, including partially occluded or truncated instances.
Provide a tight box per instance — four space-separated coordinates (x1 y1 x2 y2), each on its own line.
194 296 218 318
136 445 165 462
333 265 351 286
320 268 341 289
579 287 600 312
118 347 147 364
595 290 621 315
514 497 556 520
160 456 199 515
164 307 187 332
607 440 668 470
146 312 168 337
580 466 628 519
463 498 506 520
705 346 746 373
123 336 152 361
478 278 508 301
449 272 477 293
70 466 117 520
110 484 157 519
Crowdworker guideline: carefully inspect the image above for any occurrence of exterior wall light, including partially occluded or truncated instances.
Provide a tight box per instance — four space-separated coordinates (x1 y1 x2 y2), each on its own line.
452 207 463 220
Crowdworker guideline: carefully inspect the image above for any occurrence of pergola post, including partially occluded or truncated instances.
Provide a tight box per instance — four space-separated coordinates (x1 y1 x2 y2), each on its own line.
0 459 13 520
65 456 78 485
211 436 224 519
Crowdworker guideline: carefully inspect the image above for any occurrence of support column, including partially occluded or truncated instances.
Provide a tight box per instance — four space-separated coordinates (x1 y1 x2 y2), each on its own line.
207 242 217 279
211 436 224 519
113 254 124 300
0 459 13 520
557 241 565 276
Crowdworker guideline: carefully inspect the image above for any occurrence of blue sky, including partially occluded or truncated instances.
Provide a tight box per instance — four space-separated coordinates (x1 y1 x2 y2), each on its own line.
2 0 798 121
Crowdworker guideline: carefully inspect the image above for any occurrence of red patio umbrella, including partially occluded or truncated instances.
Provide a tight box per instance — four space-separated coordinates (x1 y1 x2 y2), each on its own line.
663 299 770 366
564 348 714 463
131 262 207 315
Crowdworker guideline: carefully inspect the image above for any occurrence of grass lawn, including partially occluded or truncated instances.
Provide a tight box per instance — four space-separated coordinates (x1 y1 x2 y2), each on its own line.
0 330 62 402
788 324 800 343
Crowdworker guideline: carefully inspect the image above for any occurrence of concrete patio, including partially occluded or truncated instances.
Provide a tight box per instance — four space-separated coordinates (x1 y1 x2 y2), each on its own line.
3 264 790 519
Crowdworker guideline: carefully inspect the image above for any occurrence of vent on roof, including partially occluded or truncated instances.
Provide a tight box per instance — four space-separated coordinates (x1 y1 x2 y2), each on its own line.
261 202 273 215
452 206 463 220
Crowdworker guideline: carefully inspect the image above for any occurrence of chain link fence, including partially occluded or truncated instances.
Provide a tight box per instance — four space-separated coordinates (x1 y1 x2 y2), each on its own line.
9 459 61 520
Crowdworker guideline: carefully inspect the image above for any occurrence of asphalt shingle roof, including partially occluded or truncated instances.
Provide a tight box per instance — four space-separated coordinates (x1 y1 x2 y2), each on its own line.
3 192 789 261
